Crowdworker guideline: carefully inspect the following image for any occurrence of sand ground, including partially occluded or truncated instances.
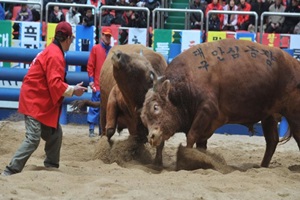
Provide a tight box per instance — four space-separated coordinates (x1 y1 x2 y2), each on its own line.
0 119 300 200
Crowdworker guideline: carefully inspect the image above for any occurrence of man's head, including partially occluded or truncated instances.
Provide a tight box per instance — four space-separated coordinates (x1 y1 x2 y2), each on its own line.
85 8 92 17
101 27 112 46
212 0 218 4
54 6 60 12
54 21 74 52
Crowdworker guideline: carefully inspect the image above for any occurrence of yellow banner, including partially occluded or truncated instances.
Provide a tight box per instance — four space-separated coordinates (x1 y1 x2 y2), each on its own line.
46 23 57 46
207 31 227 42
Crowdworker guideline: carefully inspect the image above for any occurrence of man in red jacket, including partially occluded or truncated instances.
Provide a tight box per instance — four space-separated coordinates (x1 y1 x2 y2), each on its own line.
2 22 87 176
87 27 112 137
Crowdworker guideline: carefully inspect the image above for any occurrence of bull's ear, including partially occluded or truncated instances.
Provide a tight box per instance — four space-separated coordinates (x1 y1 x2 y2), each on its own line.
161 79 171 100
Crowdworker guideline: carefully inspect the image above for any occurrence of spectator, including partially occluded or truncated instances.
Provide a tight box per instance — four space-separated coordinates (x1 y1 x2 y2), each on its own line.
248 0 269 32
49 6 65 23
28 2 41 22
144 0 160 26
281 0 300 33
114 0 130 24
16 4 33 21
208 12 221 31
86 27 112 137
82 8 95 27
190 0 207 29
101 9 115 26
265 0 285 33
294 20 300 33
237 0 252 31
0 4 4 20
87 0 102 15
206 0 224 30
118 10 147 44
222 0 238 31
66 7 82 26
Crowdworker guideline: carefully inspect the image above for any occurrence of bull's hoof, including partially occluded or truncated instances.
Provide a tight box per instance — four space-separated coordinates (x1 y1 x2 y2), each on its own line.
106 128 115 141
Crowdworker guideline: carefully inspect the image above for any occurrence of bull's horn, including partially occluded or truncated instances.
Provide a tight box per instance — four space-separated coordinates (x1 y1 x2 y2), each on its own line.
140 49 143 56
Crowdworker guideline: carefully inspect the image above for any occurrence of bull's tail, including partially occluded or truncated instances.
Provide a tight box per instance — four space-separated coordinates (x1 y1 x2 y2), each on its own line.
279 126 292 145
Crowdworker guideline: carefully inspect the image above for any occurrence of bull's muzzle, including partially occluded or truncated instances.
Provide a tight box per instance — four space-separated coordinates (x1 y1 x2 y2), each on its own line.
148 130 163 147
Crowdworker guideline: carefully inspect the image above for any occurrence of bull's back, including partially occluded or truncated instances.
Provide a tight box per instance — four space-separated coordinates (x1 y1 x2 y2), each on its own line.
167 39 300 122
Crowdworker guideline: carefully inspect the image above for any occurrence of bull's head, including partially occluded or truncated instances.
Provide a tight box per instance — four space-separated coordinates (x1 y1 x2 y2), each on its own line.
141 79 180 146
111 50 158 109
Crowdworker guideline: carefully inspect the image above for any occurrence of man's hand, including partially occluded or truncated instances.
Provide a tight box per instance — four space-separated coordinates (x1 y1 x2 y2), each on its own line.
73 82 87 96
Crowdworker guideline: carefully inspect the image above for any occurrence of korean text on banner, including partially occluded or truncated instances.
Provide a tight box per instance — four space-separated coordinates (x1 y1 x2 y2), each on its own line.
128 28 147 46
180 30 202 52
20 21 41 49
153 29 173 60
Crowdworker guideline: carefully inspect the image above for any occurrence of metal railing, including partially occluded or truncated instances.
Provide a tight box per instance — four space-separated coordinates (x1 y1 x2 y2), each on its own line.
45 2 97 26
99 5 150 46
152 8 204 32
0 0 43 23
206 10 258 34
260 12 300 43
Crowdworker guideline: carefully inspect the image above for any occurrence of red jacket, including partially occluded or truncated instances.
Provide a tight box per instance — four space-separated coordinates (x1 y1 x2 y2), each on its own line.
205 3 224 26
18 42 68 128
238 2 251 25
87 42 111 91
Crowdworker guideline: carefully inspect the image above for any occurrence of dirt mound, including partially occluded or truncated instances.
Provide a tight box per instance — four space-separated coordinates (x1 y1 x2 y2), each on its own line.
176 144 234 174
93 135 153 166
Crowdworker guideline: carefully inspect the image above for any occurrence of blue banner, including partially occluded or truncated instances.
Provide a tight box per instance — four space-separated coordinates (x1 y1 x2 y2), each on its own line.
75 25 95 52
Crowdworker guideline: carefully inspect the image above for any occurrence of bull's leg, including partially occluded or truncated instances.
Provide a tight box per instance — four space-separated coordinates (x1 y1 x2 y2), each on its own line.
100 108 106 135
105 95 119 141
261 116 279 167
186 103 221 149
196 140 207 150
153 141 164 166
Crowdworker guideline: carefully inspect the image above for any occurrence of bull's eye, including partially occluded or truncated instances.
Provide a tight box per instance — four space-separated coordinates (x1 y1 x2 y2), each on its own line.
153 104 160 114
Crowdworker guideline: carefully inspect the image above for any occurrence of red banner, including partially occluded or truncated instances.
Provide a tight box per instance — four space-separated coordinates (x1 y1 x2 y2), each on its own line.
262 33 280 47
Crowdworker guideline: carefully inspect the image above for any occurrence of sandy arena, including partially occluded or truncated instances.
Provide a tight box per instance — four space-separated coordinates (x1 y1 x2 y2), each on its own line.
0 117 300 200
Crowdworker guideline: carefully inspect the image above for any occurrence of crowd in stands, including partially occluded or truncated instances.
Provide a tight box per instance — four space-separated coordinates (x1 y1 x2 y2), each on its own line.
189 0 300 34
0 0 299 44
0 0 160 44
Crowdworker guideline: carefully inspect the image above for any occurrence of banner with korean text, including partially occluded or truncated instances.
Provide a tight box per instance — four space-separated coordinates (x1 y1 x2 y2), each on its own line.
20 22 41 49
153 29 173 61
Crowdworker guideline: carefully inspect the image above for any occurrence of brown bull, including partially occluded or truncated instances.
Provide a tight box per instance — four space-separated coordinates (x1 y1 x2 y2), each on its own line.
72 44 167 164
141 39 300 167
